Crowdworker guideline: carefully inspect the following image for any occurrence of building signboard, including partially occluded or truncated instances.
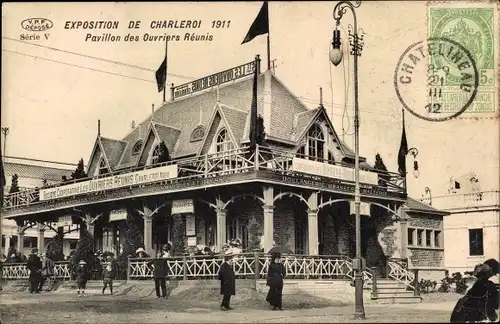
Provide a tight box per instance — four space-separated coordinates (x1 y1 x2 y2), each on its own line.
172 199 194 214
109 208 128 222
39 164 178 201
57 215 72 227
291 158 378 186
172 60 257 99
185 214 196 236
349 201 371 216
187 236 197 247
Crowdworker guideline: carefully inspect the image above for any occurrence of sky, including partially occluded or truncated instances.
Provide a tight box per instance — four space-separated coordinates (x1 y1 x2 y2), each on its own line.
1 1 499 199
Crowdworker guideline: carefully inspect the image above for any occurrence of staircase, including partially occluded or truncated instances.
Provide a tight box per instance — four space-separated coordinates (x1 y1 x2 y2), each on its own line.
371 278 422 304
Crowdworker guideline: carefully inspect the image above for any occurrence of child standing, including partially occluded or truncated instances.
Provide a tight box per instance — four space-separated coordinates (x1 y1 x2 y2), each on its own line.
102 256 116 295
76 260 89 297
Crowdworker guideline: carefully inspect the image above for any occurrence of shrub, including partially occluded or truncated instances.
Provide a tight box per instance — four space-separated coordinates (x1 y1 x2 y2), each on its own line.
419 279 437 293
451 272 468 294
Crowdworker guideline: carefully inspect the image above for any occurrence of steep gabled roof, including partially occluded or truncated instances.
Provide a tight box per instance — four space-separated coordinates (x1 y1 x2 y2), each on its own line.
153 122 181 153
219 104 248 145
4 162 72 182
100 137 127 170
196 103 238 156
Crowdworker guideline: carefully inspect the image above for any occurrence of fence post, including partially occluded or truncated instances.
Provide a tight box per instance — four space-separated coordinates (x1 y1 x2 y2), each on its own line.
182 255 187 281
413 269 420 297
254 251 260 282
254 145 259 171
126 257 130 281
370 267 378 299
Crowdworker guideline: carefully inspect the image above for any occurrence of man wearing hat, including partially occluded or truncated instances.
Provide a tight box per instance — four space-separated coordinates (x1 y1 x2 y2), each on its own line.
26 248 42 294
218 251 236 311
76 260 90 297
38 253 54 292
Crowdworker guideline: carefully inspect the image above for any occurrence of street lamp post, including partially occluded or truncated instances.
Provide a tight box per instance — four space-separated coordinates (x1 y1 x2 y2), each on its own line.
329 0 365 319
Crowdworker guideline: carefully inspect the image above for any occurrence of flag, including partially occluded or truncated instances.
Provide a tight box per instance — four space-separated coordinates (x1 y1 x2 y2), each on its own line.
249 57 259 150
155 58 167 93
242 1 269 44
397 126 408 177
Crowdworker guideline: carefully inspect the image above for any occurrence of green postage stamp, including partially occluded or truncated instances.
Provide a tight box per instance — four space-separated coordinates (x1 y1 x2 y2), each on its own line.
428 1 498 117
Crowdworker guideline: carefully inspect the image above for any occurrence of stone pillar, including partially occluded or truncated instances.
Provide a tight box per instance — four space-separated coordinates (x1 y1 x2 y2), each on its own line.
263 205 274 253
307 192 319 255
16 226 24 252
400 219 408 259
307 210 319 255
37 224 45 254
5 234 11 254
143 205 153 256
263 186 274 253
216 208 227 252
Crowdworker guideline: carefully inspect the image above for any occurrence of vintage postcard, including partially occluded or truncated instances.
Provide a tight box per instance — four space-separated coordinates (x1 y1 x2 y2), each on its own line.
1 1 499 323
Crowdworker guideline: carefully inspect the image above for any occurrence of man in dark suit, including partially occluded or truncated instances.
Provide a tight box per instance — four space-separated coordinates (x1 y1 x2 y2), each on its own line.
148 250 170 298
26 248 42 293
218 252 236 311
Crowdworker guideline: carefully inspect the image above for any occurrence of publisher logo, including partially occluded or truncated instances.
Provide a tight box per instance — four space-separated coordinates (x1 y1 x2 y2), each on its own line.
21 18 53 32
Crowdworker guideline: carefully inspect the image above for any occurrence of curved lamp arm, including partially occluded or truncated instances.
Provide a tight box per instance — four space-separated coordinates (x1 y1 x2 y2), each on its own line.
333 1 361 31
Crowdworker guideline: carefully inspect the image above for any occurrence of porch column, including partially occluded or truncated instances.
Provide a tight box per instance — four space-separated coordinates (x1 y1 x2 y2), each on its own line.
16 226 24 252
37 224 45 254
5 234 11 253
307 192 319 255
263 186 274 253
143 205 153 256
216 207 227 252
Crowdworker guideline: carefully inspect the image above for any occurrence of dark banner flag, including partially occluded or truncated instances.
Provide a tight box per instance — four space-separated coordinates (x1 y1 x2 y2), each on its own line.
249 57 259 150
241 1 269 44
397 125 408 177
156 58 167 93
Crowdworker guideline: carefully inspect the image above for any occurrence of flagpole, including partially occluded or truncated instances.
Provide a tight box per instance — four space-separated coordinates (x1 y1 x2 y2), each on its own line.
163 40 168 103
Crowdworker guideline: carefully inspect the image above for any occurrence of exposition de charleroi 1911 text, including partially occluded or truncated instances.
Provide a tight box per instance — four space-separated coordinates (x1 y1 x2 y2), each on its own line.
63 20 230 42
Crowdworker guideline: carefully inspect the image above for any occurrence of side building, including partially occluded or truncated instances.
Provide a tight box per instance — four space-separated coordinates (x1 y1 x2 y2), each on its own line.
1 156 80 258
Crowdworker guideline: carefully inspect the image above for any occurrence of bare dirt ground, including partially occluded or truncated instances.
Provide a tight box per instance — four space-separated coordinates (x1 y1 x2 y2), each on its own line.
0 285 456 323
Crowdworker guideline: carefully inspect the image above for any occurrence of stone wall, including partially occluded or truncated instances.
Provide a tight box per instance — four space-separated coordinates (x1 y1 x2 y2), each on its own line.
408 248 444 268
408 214 442 230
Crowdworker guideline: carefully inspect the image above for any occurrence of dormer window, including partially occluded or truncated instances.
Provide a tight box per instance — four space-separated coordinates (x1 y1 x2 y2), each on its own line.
190 125 205 142
151 144 161 165
307 124 324 161
132 140 143 155
215 128 233 153
98 157 109 175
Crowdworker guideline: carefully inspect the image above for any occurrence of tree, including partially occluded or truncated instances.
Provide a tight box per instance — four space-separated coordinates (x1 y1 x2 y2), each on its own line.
9 174 20 193
374 153 390 188
171 216 185 256
157 141 171 164
71 158 87 179
121 214 144 257
73 231 95 269
247 217 262 251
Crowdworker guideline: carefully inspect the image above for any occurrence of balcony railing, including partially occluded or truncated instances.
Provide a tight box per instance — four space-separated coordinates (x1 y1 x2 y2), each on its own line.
2 145 405 211
422 190 499 211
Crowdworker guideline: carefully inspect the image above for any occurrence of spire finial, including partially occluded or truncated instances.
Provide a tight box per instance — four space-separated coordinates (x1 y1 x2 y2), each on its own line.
216 85 220 103
320 87 323 106
151 104 155 123
98 119 101 137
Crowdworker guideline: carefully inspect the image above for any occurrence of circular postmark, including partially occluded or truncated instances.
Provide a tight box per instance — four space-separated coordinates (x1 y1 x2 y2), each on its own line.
394 37 479 122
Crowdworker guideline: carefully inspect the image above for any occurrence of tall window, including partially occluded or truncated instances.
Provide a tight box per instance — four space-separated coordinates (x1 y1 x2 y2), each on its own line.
426 230 433 247
132 140 143 155
407 228 415 246
469 229 484 256
98 157 109 175
417 229 424 246
307 124 324 161
151 144 161 165
215 128 233 153
434 231 441 248
296 146 306 158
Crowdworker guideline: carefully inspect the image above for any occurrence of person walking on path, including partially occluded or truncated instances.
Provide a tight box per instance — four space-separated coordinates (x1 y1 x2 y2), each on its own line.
266 252 286 311
76 260 90 297
38 253 54 292
101 256 117 295
148 249 170 298
218 252 236 311
450 260 499 323
26 248 42 294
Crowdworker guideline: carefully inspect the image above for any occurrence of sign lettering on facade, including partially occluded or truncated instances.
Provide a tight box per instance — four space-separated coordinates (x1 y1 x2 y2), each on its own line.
187 236 197 247
173 61 256 99
39 164 178 201
109 208 127 222
171 199 194 214
57 215 72 227
185 214 196 236
291 158 378 186
349 201 371 216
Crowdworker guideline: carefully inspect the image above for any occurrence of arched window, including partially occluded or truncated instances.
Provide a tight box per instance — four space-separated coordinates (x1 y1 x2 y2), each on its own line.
328 151 335 165
215 128 233 153
151 144 161 165
132 140 143 155
307 124 324 161
98 157 109 175
190 125 205 142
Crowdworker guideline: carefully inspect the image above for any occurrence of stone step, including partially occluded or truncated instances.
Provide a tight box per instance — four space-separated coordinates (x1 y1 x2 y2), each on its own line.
372 296 422 304
377 291 415 296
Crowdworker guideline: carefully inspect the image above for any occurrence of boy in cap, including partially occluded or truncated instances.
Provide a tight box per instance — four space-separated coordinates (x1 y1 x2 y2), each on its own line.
76 260 89 297
101 255 116 295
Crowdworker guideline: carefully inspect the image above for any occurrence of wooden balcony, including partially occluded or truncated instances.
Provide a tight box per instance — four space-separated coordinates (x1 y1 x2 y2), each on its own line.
1 145 406 217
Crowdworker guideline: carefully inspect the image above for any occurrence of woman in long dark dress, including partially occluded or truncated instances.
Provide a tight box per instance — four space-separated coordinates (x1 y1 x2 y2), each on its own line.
266 253 286 311
450 262 499 323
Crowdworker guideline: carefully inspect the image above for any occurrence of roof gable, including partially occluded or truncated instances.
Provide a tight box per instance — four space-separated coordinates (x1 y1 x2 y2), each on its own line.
135 122 158 167
197 103 237 155
100 137 127 170
219 104 248 145
87 137 112 176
